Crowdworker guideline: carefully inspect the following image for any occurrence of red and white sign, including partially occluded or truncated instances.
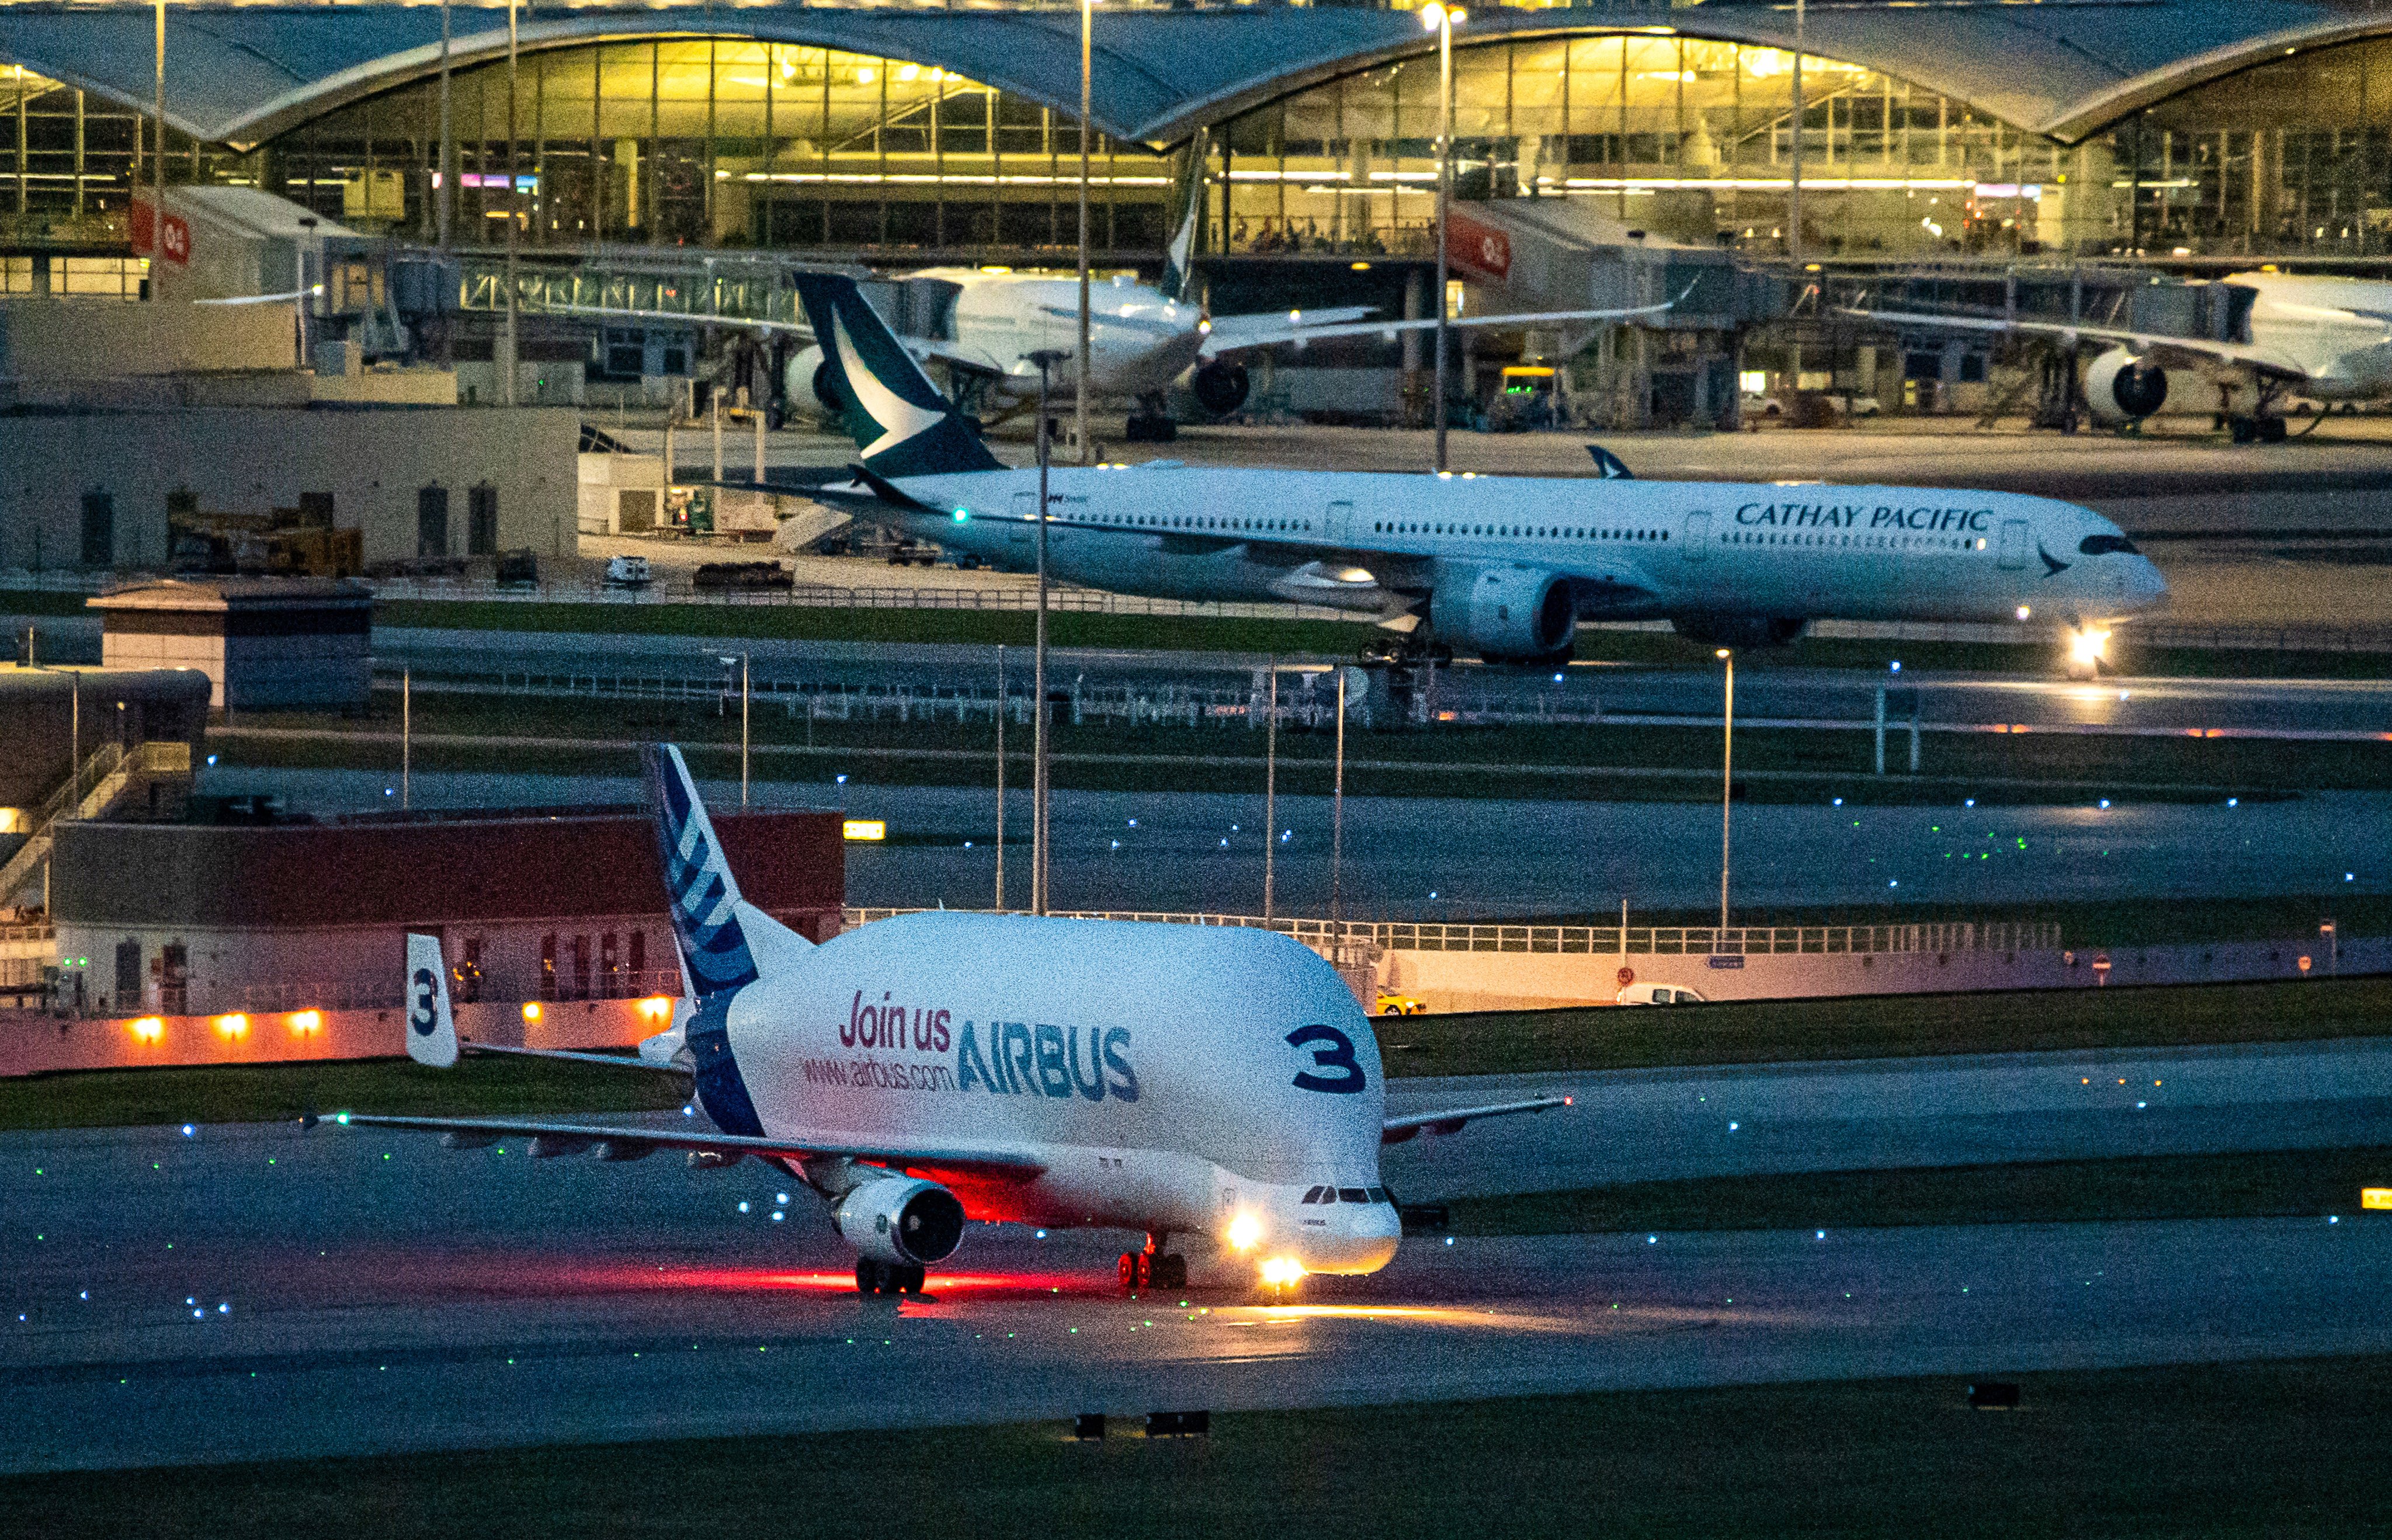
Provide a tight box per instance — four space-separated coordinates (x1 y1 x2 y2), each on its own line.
1616 965 1635 988
1445 208 1512 281
129 200 192 266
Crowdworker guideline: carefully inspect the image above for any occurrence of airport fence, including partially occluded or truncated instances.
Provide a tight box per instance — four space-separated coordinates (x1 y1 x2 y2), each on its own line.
840 908 2060 957
366 573 1359 623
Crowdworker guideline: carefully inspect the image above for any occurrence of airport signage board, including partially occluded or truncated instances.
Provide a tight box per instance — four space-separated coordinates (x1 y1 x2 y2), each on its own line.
1706 954 1746 969
2365 1188 2392 1211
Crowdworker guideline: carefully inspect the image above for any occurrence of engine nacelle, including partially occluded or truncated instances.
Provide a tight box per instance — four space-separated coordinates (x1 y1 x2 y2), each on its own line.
832 1177 967 1266
783 345 841 423
1428 565 1575 662
1190 358 1250 415
2082 346 2169 426
1670 615 1809 648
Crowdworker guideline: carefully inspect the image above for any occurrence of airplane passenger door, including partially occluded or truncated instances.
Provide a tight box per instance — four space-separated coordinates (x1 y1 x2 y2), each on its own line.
1997 519 2030 569
1682 509 1710 559
1008 490 1036 551
1325 499 1355 546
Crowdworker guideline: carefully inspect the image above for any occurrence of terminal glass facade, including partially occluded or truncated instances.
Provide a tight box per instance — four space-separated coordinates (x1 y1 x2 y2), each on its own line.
2116 35 2392 257
0 64 208 246
259 40 1172 257
1207 34 2077 260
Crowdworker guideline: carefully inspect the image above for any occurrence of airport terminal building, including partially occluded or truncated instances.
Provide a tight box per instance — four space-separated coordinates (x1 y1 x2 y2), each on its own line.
2 0 2390 271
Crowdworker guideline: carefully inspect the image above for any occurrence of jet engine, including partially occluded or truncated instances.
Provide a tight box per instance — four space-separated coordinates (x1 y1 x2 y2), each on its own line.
1191 359 1250 415
832 1176 967 1266
1670 616 1809 648
2082 346 2169 426
1428 565 1576 662
783 345 841 423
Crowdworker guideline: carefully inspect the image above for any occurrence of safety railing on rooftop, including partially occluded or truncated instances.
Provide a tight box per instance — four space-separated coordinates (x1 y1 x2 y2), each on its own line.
841 909 2060 957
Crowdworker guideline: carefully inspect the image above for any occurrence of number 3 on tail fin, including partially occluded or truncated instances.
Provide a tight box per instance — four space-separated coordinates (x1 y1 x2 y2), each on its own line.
404 933 459 1069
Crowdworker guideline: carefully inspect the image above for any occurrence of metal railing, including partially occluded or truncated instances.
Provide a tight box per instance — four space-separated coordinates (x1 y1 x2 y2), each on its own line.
841 908 2060 957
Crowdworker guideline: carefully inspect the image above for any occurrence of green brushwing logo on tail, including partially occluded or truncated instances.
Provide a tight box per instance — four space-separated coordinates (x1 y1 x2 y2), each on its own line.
792 274 1006 478
1158 127 1210 305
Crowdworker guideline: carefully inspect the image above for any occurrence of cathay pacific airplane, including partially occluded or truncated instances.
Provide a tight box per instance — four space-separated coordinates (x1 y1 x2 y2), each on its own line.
315 745 1563 1296
794 273 2168 665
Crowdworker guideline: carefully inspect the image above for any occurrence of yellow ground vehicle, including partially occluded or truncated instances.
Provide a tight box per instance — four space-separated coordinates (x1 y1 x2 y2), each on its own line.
1376 993 1428 1016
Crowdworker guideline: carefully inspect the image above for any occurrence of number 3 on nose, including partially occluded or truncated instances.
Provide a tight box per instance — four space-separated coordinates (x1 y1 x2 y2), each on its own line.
1286 1024 1365 1094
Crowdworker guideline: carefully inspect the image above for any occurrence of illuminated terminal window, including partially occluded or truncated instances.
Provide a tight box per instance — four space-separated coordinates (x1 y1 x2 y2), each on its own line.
262 41 1172 256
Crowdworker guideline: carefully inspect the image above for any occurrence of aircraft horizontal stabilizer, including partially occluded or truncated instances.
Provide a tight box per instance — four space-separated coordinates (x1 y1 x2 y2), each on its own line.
310 1110 1049 1180
1380 1094 1571 1145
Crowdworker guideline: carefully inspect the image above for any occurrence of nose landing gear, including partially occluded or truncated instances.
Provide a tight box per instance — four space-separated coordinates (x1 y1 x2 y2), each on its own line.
1118 1233 1188 1293
856 1257 928 1295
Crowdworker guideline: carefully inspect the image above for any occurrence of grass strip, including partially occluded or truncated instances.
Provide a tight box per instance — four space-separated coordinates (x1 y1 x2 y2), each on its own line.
1444 1146 2392 1235
1377 975 2392 1079
0 1055 686 1132
6 1356 2391 1538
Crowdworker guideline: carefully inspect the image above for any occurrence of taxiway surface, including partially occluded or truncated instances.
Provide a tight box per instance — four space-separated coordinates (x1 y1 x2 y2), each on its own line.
5 1038 2388 1474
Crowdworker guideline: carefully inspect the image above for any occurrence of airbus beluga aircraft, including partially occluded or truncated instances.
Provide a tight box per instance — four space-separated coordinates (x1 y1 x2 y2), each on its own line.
793 271 2167 665
321 746 1564 1296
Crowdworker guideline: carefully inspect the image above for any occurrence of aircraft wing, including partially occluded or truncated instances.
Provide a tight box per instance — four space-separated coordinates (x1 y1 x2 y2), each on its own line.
307 1109 1049 1180
1835 305 2313 380
1197 305 1380 352
1380 1094 1572 1144
1203 292 1688 359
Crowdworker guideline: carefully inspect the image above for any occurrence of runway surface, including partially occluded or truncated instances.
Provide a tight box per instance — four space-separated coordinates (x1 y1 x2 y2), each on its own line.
7 1036 2391 1472
200 767 2387 916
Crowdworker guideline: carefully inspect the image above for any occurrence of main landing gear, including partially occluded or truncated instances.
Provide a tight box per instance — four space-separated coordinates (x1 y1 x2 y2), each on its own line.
857 1257 927 1295
1124 391 1179 444
1119 1233 1188 1293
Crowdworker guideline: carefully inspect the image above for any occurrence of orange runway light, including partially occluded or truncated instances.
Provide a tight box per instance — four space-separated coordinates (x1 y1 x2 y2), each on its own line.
522 1002 543 1023
129 1016 165 1043
213 1013 249 1040
288 1010 322 1036
637 995 675 1021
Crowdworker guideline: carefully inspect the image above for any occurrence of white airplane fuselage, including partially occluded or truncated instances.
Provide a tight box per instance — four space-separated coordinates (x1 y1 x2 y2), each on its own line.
860 465 2168 632
919 269 1210 401
697 911 1401 1275
2228 272 2392 401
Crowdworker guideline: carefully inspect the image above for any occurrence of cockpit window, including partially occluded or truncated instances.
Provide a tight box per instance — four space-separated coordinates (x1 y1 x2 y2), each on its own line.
1301 1186 1326 1204
2079 534 2140 555
1337 1187 1369 1204
1367 1187 1388 1204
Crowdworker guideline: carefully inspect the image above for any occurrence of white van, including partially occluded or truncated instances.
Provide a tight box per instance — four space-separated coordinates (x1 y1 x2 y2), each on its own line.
1615 983 1707 1007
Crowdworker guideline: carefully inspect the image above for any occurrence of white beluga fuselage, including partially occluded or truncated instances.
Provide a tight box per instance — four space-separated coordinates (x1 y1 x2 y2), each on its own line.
919 269 1213 401
710 910 1400 1275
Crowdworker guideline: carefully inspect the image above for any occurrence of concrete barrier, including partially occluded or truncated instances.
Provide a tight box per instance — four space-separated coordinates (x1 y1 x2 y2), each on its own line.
0 996 665 1078
1374 937 2392 1013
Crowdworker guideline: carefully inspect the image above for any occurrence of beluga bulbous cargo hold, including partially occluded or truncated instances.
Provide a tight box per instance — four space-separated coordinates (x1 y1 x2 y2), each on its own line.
319 745 1565 1296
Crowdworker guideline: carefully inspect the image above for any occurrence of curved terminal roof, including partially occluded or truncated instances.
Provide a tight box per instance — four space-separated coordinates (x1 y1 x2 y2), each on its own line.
0 0 2369 151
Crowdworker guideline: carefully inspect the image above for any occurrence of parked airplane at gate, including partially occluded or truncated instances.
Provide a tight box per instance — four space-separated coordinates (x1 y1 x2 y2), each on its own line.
784 175 1678 440
320 745 1563 1296
792 271 2167 665
1847 270 2392 442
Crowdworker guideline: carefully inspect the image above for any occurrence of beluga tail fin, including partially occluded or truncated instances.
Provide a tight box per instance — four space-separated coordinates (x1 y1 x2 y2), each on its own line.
790 274 1007 479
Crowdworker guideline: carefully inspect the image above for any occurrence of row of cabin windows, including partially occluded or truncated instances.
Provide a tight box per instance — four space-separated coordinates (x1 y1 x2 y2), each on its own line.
1084 511 1313 534
1726 530 1987 551
1373 520 1668 541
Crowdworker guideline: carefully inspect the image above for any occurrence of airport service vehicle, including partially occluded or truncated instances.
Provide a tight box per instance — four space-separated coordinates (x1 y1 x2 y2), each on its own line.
602 554 652 589
1615 983 1706 1007
792 272 2168 666
324 745 1564 1296
1848 271 2392 441
1376 993 1428 1017
784 179 1675 441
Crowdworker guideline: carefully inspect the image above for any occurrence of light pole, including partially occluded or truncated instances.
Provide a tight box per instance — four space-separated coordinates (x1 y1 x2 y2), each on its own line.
994 644 1006 911
1262 658 1277 924
151 0 165 303
1029 348 1068 916
1077 0 1095 468
401 666 411 810
1716 647 1734 936
503 0 520 407
1422 2 1464 471
1330 666 1347 937
1789 0 1805 265
718 652 749 806
436 0 453 251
